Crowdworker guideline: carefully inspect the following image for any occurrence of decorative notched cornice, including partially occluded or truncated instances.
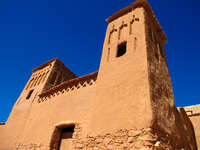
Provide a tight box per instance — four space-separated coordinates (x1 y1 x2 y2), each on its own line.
106 0 167 44
38 71 98 102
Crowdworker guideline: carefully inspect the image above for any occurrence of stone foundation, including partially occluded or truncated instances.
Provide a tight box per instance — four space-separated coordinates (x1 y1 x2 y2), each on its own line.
73 127 182 150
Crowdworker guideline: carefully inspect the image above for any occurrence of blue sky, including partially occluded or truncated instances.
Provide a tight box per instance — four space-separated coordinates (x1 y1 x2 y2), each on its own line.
0 0 200 122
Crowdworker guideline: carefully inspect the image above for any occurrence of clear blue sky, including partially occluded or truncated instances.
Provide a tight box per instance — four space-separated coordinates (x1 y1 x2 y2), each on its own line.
0 0 200 122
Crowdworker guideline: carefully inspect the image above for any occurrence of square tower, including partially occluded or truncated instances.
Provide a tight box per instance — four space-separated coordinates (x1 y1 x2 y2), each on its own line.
88 0 197 149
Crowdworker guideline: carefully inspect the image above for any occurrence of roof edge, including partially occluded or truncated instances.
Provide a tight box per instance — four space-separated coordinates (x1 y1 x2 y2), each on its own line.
32 58 77 78
106 0 167 44
32 58 58 72
39 71 98 97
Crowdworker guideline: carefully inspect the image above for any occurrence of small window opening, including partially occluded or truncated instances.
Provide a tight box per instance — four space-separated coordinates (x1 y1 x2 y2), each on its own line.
26 89 34 100
58 125 75 150
116 42 127 57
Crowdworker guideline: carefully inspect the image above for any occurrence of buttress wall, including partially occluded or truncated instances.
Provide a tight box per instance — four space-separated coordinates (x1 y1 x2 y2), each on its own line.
144 9 197 149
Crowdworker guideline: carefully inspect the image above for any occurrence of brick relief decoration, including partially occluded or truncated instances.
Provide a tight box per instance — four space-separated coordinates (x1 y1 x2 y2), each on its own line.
38 72 97 103
108 25 117 44
118 21 128 40
25 70 50 90
129 14 139 35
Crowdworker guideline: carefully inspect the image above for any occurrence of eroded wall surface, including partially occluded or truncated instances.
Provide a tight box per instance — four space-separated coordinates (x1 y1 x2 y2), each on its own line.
0 1 199 150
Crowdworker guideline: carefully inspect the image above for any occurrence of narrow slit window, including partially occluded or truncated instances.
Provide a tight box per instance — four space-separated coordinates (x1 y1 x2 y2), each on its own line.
26 90 34 100
116 42 127 57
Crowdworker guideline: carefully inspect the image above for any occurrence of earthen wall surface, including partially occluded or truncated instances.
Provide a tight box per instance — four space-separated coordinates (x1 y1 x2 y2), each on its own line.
88 7 153 136
0 1 199 150
2 79 96 149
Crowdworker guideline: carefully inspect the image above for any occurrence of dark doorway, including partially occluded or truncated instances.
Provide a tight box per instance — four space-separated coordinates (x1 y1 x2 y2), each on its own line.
58 125 75 150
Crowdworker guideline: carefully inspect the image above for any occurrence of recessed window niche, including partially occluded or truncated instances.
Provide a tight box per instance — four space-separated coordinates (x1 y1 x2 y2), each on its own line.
116 42 127 57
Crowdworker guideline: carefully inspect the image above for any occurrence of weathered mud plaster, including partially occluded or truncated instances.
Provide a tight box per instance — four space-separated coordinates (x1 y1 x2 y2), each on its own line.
0 0 199 150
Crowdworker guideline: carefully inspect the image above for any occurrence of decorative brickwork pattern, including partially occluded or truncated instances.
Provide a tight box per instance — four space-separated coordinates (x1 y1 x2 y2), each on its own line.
38 72 97 103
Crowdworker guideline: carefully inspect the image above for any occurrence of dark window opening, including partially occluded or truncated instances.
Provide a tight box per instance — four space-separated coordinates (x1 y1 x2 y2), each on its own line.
26 90 34 100
116 42 127 57
50 72 57 85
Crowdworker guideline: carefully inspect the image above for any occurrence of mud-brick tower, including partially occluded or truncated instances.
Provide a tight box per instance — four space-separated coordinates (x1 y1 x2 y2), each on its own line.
0 59 77 149
87 0 197 149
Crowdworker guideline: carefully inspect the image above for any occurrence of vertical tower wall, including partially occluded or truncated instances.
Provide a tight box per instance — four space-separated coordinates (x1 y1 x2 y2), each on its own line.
144 9 177 134
85 1 197 149
89 7 153 134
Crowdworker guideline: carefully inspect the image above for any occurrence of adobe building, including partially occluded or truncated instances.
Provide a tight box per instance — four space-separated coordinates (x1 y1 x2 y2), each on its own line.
0 0 199 149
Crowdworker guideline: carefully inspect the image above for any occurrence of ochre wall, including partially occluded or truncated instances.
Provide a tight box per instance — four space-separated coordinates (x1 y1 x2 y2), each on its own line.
0 62 54 149
89 7 153 136
0 1 199 150
0 80 96 149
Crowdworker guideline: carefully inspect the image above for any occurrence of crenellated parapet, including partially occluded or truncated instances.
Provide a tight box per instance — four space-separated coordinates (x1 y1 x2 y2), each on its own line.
184 104 200 117
38 72 98 103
